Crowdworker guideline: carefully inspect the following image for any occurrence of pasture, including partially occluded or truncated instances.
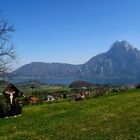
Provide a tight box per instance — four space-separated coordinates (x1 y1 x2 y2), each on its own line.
0 89 139 140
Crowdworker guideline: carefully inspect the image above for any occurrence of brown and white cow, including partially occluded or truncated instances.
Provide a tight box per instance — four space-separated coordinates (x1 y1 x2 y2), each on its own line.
75 93 85 101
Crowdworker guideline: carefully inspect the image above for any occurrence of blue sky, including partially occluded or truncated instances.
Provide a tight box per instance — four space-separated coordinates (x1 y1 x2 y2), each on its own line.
0 0 140 68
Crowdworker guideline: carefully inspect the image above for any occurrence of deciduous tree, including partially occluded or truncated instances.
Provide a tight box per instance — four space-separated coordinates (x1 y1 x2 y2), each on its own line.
0 19 16 77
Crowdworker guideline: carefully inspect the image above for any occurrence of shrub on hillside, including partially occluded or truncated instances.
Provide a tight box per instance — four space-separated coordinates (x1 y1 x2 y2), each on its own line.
0 95 22 118
0 95 11 118
136 84 140 89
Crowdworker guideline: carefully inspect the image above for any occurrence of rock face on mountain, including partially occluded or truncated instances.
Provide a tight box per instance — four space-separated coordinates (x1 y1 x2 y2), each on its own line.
81 41 140 79
12 41 140 82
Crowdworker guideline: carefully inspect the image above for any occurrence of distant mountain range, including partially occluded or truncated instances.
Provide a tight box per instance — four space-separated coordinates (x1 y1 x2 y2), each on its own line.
12 62 81 78
12 41 140 84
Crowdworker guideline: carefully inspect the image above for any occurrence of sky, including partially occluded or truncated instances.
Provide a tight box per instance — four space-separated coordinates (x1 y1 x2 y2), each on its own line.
0 0 140 68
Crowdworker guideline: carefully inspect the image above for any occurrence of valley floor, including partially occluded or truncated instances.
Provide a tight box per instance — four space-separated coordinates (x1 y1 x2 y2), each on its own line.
0 89 140 140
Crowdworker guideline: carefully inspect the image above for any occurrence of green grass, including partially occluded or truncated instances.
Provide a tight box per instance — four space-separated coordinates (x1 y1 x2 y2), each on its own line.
0 90 140 140
18 85 71 98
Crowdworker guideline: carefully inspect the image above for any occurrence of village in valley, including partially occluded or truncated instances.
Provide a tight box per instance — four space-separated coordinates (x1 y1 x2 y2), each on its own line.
0 80 137 117
0 79 139 139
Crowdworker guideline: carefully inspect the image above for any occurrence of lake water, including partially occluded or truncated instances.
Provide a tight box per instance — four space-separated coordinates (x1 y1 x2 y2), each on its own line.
10 77 140 85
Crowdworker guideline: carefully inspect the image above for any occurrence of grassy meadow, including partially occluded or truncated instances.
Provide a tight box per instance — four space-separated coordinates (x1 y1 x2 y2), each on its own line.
0 89 140 140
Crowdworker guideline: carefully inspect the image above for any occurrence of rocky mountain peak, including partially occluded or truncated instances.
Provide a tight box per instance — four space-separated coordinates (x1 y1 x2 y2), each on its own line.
110 40 135 51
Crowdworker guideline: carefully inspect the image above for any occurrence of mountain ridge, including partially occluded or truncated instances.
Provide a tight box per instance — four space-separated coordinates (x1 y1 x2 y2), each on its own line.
12 40 140 83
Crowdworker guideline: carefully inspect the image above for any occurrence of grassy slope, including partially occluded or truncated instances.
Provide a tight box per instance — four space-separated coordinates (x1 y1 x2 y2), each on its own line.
0 90 140 140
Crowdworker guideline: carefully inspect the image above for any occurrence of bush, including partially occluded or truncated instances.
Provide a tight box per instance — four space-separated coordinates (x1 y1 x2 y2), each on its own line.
0 95 22 118
136 84 140 89
0 95 11 118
